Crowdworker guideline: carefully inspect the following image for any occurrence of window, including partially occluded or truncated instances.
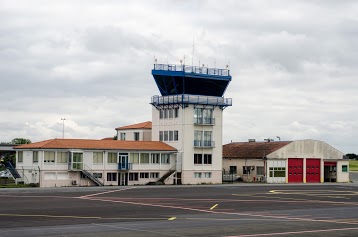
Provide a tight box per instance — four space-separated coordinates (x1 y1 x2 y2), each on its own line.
17 151 23 163
160 109 164 119
194 154 203 164
164 109 168 119
93 173 102 179
93 152 103 164
229 166 237 175
194 172 202 178
164 131 168 141
243 166 254 175
174 130 179 141
269 167 286 177
203 172 211 178
161 154 170 164
203 131 212 146
194 108 213 124
108 152 117 164
174 108 179 118
120 133 126 140
169 109 173 118
140 172 149 179
169 131 174 141
33 151 38 163
159 131 163 141
107 172 117 181
130 153 139 163
129 173 139 181
57 152 68 163
150 172 159 178
203 154 212 164
134 132 140 141
342 165 348 172
140 153 150 164
72 152 83 170
256 166 264 176
151 153 160 164
44 151 55 163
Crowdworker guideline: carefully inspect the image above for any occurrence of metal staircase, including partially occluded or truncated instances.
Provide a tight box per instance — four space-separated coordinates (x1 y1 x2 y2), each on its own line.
81 165 104 186
5 162 21 179
147 166 176 185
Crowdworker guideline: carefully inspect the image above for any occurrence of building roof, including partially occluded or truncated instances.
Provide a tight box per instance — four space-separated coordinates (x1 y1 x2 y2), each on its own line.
14 139 176 151
115 121 152 130
223 141 292 159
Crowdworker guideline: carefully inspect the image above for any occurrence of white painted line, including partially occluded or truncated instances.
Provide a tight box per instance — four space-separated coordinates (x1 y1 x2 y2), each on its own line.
225 226 358 236
78 187 135 198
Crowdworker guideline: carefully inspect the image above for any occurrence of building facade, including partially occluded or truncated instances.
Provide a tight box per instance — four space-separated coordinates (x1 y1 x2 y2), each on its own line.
223 139 349 183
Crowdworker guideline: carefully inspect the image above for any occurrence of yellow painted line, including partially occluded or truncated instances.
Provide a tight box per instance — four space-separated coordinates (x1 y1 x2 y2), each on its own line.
210 204 219 210
168 217 177 221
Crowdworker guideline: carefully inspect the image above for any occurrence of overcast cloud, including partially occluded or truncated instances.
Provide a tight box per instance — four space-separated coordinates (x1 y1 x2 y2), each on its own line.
0 0 357 153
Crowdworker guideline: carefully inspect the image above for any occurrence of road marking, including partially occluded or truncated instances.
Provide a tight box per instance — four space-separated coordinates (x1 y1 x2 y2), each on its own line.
210 204 219 210
225 226 358 236
0 213 102 219
78 187 135 198
168 217 177 221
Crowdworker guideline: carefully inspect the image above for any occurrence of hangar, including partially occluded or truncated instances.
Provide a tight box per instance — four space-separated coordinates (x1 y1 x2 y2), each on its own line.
223 139 349 183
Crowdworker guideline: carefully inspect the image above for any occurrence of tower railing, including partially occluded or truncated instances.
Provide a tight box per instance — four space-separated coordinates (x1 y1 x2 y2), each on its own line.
153 64 230 77
151 94 232 107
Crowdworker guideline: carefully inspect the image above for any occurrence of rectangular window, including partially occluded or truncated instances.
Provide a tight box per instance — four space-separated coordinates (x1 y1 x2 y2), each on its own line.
129 173 139 181
17 151 23 163
57 152 68 163
194 154 203 164
33 151 38 163
134 132 140 141
169 131 174 141
256 166 264 176
164 131 169 141
93 152 103 164
203 131 212 146
140 153 150 164
243 166 254 175
229 166 237 175
169 109 173 118
72 152 83 170
150 172 159 178
107 172 117 181
161 154 170 164
174 108 179 118
140 172 149 179
164 109 168 119
160 109 164 119
120 133 126 140
44 151 55 163
203 154 212 164
269 167 286 177
194 108 203 124
174 130 179 141
93 173 103 179
151 153 160 164
194 172 202 178
159 131 163 141
342 165 348 172
203 172 211 178
108 152 117 164
130 153 139 163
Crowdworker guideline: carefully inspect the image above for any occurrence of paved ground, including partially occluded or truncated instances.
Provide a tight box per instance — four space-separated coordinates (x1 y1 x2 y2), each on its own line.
1 184 358 236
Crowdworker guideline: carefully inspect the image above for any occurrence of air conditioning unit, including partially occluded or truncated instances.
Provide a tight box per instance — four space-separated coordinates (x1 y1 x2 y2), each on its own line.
72 180 77 185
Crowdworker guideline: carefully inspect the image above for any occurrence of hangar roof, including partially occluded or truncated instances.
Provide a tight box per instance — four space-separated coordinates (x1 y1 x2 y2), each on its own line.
223 141 292 159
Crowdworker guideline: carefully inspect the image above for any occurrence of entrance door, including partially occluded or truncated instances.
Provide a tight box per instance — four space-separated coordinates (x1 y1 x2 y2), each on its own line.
288 158 303 183
118 172 128 186
324 161 337 182
306 159 321 183
118 154 129 170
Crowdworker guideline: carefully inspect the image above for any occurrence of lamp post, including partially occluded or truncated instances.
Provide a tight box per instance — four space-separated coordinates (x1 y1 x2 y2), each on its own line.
61 118 66 139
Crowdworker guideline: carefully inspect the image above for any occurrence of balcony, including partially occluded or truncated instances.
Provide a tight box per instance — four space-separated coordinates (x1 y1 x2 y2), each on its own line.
193 140 215 148
153 64 230 77
194 118 215 125
118 162 132 170
151 95 232 109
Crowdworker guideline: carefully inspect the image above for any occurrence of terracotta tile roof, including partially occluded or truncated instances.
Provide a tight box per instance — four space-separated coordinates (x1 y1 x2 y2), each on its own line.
14 139 176 151
116 121 152 130
223 141 292 159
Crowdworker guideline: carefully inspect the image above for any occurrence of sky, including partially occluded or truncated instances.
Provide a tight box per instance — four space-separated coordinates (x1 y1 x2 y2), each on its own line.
0 0 357 153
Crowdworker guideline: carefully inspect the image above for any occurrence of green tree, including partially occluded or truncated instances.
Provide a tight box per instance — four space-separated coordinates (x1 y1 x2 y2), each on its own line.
11 138 31 144
346 153 358 160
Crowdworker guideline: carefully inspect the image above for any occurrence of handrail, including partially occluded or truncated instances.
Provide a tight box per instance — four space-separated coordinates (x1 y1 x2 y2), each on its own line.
153 64 230 77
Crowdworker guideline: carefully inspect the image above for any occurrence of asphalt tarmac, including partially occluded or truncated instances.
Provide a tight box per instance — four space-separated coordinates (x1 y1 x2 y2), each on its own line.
1 184 358 236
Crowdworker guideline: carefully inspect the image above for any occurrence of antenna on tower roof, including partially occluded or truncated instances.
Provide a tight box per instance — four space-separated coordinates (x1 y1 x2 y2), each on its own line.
192 37 195 68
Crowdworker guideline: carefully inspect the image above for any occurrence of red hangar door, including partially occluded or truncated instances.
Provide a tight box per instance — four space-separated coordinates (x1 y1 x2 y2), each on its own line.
288 158 303 183
306 158 321 183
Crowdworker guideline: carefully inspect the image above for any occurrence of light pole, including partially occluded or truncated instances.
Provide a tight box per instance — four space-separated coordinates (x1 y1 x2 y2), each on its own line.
61 118 66 139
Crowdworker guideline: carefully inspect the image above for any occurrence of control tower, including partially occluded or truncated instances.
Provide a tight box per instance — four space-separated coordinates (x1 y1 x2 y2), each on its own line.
151 64 232 184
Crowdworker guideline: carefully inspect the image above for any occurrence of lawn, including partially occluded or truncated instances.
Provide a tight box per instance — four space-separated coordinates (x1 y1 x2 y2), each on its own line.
349 160 358 171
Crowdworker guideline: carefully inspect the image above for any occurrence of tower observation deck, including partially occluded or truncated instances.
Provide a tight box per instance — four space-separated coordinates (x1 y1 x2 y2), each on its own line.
151 64 232 109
